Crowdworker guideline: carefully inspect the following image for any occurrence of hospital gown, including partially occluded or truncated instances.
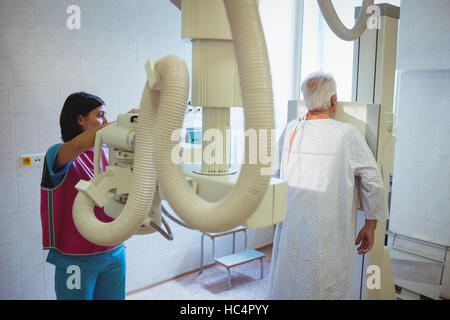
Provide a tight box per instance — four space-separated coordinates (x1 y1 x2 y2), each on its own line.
268 118 389 300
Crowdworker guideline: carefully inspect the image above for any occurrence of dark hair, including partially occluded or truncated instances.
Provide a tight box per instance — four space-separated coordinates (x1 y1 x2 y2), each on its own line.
60 92 105 142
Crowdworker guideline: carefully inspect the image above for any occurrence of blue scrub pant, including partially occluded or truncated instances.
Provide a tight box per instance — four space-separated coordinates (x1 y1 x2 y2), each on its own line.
53 246 126 300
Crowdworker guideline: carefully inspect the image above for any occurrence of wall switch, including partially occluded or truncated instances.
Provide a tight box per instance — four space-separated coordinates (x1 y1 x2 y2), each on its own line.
21 154 45 167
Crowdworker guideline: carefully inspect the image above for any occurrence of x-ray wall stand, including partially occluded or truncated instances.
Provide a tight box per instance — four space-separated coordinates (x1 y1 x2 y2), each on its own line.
287 3 399 300
351 3 399 300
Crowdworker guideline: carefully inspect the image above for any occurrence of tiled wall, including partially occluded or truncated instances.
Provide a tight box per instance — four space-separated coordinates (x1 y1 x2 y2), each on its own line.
0 0 189 300
0 0 297 300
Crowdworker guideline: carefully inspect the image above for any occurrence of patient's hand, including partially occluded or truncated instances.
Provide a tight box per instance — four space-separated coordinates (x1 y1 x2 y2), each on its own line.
355 224 376 255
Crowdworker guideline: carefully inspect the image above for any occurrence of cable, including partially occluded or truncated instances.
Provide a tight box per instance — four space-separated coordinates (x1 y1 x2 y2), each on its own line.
161 202 195 230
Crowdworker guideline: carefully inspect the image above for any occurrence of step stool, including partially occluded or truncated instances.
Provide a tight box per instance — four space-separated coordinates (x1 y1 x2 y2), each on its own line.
215 249 266 290
199 226 248 273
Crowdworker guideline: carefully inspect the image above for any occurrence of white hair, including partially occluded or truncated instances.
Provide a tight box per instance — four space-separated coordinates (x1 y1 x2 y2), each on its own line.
301 72 337 111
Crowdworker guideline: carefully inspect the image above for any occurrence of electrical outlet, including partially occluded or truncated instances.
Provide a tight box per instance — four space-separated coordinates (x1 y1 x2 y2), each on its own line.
21 154 45 167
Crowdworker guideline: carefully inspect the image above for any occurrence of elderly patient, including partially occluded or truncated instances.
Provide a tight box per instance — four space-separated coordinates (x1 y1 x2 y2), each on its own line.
268 72 389 300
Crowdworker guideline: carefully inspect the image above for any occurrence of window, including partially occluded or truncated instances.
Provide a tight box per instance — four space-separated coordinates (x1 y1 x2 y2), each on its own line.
300 0 401 101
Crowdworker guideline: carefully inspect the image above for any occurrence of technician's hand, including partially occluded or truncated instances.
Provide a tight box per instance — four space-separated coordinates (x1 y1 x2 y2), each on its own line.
355 225 376 255
57 122 112 167
127 108 139 114
78 122 111 149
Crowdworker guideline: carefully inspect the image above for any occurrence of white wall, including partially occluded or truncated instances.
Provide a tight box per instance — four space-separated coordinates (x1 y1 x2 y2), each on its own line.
389 0 450 246
0 0 297 300
0 0 188 300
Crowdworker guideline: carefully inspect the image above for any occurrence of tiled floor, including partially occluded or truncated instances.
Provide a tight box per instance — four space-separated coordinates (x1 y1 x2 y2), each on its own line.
126 246 273 300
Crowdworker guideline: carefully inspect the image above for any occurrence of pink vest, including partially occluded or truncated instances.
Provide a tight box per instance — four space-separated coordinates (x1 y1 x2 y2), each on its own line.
40 148 120 255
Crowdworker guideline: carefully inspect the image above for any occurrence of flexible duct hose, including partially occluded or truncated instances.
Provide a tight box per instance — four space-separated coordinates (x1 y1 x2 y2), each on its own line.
73 83 160 246
154 0 274 232
318 0 374 41
73 0 274 244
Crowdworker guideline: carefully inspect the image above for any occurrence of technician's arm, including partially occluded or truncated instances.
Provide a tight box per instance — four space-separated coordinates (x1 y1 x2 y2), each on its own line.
56 124 109 168
56 109 139 168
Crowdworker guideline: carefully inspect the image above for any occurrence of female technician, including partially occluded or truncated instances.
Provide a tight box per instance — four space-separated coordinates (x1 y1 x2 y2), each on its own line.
40 92 137 300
